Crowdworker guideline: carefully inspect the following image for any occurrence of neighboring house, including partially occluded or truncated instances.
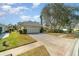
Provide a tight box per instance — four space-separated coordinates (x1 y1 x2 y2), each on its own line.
0 24 7 33
17 21 42 34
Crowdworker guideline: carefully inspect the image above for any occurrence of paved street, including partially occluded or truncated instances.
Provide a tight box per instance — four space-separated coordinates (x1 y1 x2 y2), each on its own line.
29 34 77 56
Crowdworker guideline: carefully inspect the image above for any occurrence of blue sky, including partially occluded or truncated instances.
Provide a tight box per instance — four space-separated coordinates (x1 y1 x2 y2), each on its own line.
0 3 79 25
0 3 46 25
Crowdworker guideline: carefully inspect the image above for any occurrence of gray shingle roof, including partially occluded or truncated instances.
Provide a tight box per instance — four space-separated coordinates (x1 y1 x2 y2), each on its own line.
18 21 42 27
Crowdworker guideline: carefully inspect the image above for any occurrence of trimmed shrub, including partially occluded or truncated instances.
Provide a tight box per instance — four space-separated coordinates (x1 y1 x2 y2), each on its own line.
23 29 27 34
3 41 9 47
19 30 23 34
40 28 44 33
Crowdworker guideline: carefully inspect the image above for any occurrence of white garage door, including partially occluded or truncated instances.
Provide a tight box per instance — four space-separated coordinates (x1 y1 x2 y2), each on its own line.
27 27 40 34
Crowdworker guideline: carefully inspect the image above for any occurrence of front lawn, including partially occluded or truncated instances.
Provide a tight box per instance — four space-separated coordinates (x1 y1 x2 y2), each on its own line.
18 46 50 56
0 31 36 52
48 33 64 36
48 33 76 39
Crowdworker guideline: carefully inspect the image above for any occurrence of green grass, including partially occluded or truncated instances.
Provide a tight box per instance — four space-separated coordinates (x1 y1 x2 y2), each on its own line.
0 31 36 52
18 46 50 56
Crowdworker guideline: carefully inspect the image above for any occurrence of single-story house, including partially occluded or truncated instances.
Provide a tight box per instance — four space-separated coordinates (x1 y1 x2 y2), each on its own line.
17 21 42 34
0 24 7 33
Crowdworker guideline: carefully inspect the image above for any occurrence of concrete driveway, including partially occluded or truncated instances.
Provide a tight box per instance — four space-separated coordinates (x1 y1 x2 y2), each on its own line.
29 34 77 56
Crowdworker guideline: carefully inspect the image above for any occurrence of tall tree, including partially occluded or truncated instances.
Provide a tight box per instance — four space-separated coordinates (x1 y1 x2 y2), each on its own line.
41 3 79 33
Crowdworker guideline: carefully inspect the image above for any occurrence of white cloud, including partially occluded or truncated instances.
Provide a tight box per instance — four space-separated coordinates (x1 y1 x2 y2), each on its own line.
34 15 40 19
32 3 40 8
21 15 31 21
20 15 40 22
6 3 15 5
16 6 29 10
1 4 29 14
1 5 11 11
9 6 29 14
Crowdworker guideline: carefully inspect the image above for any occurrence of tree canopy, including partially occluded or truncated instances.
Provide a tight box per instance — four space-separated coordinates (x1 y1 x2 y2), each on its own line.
40 3 79 33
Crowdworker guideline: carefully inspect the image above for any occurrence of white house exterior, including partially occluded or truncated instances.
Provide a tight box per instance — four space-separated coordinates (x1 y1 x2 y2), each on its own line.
17 21 42 34
26 26 41 34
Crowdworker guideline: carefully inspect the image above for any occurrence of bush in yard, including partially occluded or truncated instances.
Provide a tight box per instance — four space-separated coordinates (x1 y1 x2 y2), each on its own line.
3 41 9 47
5 30 9 33
47 29 64 33
40 27 44 33
67 29 73 33
57 29 64 33
19 30 23 34
23 29 27 34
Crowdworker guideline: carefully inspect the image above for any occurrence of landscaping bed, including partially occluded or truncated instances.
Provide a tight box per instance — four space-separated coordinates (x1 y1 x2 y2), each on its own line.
18 46 50 56
0 31 36 52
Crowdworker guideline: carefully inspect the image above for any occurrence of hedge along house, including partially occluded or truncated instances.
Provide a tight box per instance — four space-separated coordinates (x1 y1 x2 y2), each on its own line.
0 24 7 34
17 21 42 34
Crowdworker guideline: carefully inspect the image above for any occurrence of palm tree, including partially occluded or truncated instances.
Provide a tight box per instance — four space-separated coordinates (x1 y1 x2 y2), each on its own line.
40 15 43 25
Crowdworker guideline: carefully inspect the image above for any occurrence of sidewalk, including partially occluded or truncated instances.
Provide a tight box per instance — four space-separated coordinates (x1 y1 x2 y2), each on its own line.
0 42 43 56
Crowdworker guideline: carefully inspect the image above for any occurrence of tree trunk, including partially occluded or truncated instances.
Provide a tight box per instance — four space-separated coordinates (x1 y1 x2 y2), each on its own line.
40 15 43 25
